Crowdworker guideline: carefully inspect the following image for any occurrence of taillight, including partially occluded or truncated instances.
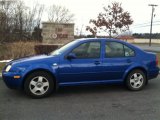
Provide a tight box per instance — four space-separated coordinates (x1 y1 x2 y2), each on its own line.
156 56 158 66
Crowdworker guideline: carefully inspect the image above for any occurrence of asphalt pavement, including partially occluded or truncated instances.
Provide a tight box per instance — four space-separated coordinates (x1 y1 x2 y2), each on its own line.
0 76 160 120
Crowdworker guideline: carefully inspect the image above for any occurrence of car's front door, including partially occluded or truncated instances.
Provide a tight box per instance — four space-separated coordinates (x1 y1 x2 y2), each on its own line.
58 41 102 84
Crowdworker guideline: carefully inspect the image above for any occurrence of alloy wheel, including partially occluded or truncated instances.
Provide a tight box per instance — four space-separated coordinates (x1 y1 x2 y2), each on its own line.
29 76 49 95
130 73 144 89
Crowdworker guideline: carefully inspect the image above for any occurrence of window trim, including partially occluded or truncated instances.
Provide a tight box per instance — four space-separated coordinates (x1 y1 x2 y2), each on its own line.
65 41 101 59
105 41 135 58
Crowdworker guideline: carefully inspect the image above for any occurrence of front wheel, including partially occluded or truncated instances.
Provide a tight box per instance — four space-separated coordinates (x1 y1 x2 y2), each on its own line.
126 69 146 91
24 71 54 98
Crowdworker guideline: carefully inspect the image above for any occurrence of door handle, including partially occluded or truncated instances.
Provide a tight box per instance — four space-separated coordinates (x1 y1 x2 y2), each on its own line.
94 61 101 65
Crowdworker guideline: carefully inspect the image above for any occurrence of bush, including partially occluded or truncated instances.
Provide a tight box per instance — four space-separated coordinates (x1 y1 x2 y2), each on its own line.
0 42 63 60
4 41 37 60
34 44 60 55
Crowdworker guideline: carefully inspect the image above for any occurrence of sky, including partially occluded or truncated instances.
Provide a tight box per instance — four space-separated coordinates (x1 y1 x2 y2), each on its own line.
25 0 160 35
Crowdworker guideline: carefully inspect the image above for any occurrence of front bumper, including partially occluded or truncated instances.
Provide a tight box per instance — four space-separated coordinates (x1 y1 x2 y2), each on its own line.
2 71 23 89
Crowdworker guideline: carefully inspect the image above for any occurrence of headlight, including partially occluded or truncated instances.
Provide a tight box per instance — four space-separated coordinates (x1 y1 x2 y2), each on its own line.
5 65 12 72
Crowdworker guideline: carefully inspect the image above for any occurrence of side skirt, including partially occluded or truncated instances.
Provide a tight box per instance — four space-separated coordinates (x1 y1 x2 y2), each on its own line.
59 79 123 87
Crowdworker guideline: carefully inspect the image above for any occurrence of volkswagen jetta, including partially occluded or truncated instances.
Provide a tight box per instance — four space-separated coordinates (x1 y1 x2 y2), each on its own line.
2 38 159 98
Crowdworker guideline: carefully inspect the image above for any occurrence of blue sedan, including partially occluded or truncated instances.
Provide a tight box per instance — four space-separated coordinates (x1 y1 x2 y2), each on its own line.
2 38 159 98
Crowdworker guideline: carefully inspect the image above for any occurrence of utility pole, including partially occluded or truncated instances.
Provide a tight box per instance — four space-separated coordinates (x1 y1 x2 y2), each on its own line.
148 4 158 46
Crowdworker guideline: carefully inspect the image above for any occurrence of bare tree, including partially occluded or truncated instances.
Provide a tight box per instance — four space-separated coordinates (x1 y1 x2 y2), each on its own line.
48 4 74 23
0 0 16 43
0 0 44 43
13 1 44 39
86 2 133 37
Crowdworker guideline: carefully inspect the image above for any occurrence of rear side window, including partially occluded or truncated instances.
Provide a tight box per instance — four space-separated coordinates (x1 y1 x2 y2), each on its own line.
105 42 124 57
105 42 135 58
71 42 101 59
124 45 135 57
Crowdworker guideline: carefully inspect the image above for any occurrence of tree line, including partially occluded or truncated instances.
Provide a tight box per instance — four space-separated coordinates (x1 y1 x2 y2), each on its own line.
133 33 160 39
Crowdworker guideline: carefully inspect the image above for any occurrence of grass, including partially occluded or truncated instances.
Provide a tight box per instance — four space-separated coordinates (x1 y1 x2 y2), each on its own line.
0 45 7 60
0 62 6 72
0 63 5 80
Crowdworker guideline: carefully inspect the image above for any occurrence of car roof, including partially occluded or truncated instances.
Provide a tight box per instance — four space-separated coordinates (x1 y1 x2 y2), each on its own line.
76 38 125 43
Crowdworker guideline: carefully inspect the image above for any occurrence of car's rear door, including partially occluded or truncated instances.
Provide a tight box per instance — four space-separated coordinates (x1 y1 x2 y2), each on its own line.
100 41 135 80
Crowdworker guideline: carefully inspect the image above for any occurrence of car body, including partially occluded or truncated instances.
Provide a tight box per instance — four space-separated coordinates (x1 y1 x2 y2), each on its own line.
2 38 159 98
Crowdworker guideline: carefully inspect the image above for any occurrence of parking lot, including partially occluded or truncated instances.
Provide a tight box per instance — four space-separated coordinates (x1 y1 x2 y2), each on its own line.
0 76 160 120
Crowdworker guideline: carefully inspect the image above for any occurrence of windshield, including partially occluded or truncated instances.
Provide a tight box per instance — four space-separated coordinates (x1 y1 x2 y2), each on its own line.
50 40 78 56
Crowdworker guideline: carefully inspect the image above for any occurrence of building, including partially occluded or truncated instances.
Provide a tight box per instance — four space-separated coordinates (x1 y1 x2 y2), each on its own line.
42 22 74 44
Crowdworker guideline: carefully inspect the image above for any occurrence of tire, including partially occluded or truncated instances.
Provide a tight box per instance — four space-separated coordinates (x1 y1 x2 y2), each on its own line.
126 69 146 91
24 71 54 98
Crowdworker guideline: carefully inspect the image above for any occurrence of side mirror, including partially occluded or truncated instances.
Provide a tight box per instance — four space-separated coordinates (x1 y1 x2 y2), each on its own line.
67 53 76 60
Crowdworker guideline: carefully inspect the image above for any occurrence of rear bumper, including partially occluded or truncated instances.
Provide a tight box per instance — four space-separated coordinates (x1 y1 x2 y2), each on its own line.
148 67 159 80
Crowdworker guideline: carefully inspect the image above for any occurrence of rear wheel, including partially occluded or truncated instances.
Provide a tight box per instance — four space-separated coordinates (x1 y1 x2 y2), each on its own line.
126 69 146 91
24 71 54 98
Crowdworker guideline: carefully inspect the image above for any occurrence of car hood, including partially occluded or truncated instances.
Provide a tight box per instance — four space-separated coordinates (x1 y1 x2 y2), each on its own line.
9 55 59 65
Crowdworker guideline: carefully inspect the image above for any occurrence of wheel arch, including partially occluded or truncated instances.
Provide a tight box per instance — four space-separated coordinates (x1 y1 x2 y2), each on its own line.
124 67 148 84
22 68 58 90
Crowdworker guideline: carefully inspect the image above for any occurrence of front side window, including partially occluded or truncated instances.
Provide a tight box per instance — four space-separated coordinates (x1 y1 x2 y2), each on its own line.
105 42 135 58
71 42 101 59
